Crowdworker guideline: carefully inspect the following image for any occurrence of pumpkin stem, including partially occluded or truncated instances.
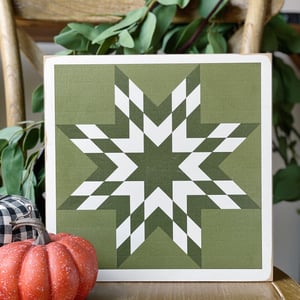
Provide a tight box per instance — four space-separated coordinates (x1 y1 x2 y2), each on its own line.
11 216 52 245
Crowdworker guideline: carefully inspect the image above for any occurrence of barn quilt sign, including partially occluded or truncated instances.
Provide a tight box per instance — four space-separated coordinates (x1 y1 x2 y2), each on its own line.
45 54 272 281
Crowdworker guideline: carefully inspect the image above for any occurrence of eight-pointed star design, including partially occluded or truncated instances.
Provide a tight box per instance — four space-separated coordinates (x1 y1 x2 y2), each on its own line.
58 67 258 266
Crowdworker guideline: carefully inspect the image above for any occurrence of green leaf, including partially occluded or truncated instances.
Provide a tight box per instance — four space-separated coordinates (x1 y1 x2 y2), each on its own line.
198 0 229 19
68 23 101 41
194 31 208 51
273 165 300 203
157 0 190 9
161 26 182 53
37 168 45 191
133 12 157 53
92 7 147 44
272 63 284 104
274 57 300 104
96 36 117 54
0 126 23 144
55 49 74 55
25 151 38 169
188 45 200 54
32 83 44 113
22 170 37 202
277 136 288 163
174 18 202 50
268 14 300 53
22 127 40 151
261 25 279 52
0 139 8 154
119 30 135 48
207 30 227 53
204 43 214 53
54 25 89 51
1 144 24 194
39 122 44 143
152 4 176 50
0 186 7 195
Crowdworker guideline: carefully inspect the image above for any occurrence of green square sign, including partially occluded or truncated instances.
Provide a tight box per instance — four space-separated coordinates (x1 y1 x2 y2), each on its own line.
45 54 272 281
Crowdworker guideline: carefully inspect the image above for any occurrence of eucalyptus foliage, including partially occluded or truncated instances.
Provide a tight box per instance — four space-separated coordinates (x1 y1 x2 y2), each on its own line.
2 0 300 204
0 122 44 202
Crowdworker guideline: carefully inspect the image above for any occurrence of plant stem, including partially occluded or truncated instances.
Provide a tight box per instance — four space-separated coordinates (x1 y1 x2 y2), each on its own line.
274 126 289 166
147 0 159 12
11 214 51 245
291 126 300 139
176 0 225 53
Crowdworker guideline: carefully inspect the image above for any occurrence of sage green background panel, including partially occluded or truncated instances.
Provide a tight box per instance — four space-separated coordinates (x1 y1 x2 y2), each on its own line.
119 227 199 269
220 127 261 207
55 128 96 208
117 64 197 105
201 209 262 269
55 65 115 124
201 63 261 123
57 210 117 268
54 62 263 271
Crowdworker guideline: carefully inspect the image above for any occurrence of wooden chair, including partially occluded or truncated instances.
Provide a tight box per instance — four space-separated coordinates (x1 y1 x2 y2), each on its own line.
0 0 147 126
0 0 274 126
1 0 299 298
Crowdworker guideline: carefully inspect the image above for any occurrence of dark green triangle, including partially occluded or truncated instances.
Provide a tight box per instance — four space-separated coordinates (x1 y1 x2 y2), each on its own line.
117 64 197 105
119 227 200 269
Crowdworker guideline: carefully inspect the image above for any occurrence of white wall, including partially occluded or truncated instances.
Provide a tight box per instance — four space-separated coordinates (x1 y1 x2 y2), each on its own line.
0 1 300 283
282 0 300 12
274 0 300 283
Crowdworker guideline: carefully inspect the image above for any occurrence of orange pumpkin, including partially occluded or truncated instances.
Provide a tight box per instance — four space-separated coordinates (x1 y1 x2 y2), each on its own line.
0 217 98 300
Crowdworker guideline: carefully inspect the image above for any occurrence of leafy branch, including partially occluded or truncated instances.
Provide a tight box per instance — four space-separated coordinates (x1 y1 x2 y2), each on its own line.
0 122 44 202
176 0 228 53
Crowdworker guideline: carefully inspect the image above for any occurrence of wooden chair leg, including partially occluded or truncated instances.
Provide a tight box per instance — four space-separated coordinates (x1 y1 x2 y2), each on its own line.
240 0 268 54
0 0 25 126
17 27 44 77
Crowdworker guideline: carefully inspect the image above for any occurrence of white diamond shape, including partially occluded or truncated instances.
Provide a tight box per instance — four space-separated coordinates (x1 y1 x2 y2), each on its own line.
72 181 102 196
214 180 246 195
71 139 102 153
173 222 187 254
76 124 108 139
